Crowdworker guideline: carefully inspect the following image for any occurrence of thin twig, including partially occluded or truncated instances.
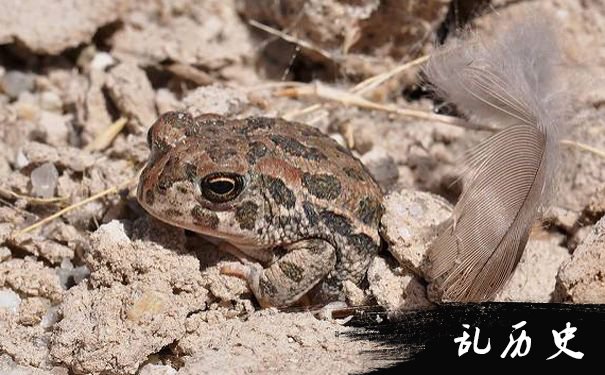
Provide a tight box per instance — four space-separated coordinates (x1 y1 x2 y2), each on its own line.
0 187 69 205
560 139 605 159
278 83 498 131
283 55 430 121
85 117 128 152
12 177 136 237
352 55 430 95
248 20 335 61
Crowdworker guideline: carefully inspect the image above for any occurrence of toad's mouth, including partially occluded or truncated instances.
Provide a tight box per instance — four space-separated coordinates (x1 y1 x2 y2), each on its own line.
138 194 263 248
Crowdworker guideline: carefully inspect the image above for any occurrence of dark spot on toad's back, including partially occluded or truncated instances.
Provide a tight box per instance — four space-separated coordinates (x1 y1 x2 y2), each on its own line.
302 173 341 200
242 117 275 134
279 261 304 282
299 126 323 138
356 197 383 226
264 175 296 208
304 147 326 161
303 202 318 226
349 233 379 254
277 215 292 227
320 211 352 236
247 141 268 164
235 201 258 230
273 246 288 258
271 135 326 161
191 205 219 229
343 166 366 181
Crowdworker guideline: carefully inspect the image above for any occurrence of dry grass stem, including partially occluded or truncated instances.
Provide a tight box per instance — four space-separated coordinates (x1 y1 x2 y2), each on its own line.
84 117 128 152
0 187 69 205
560 139 605 159
12 177 137 237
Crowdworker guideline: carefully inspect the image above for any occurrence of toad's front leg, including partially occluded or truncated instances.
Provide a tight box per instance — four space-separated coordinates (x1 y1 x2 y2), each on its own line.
221 239 336 308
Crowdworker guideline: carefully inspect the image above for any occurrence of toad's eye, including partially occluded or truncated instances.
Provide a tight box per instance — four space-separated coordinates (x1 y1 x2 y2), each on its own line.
200 173 244 203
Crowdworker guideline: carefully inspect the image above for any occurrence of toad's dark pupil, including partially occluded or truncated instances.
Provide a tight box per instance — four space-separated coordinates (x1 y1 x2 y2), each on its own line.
208 179 234 195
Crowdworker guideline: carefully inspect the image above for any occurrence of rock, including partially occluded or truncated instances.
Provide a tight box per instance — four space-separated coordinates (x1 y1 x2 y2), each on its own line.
18 297 51 326
544 206 580 232
48 220 210 374
0 0 126 54
366 256 432 311
360 148 399 192
0 288 21 313
139 363 177 375
19 141 96 172
39 91 63 113
380 189 452 274
9 237 74 265
50 282 204 374
176 310 388 375
0 71 35 99
585 187 605 218
0 258 64 303
40 306 60 329
0 310 53 368
14 149 29 169
56 259 90 288
83 69 113 145
30 162 59 198
0 247 11 262
556 216 605 303
106 63 157 133
495 233 570 302
238 0 451 80
111 0 253 69
0 354 68 375
180 84 249 116
90 52 115 71
155 88 180 114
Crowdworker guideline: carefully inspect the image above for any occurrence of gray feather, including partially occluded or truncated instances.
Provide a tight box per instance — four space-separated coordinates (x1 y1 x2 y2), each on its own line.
424 15 568 302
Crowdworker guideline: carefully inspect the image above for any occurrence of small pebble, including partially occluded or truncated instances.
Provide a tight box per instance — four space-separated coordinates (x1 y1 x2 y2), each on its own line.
57 258 90 288
40 91 63 112
14 149 30 169
41 306 60 328
0 247 10 261
91 52 115 71
0 289 21 313
30 162 59 198
138 363 177 375
0 71 35 99
361 148 399 191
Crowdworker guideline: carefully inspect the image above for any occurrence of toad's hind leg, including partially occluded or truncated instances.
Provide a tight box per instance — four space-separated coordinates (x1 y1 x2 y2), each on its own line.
221 239 336 308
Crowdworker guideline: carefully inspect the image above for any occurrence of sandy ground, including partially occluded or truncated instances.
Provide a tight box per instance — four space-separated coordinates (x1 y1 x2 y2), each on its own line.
0 0 604 374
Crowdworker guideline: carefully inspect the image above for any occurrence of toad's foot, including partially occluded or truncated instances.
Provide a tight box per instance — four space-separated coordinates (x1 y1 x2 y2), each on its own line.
221 239 336 308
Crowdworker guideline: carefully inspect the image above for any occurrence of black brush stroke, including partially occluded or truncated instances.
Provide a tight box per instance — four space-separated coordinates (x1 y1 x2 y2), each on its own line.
345 302 605 372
